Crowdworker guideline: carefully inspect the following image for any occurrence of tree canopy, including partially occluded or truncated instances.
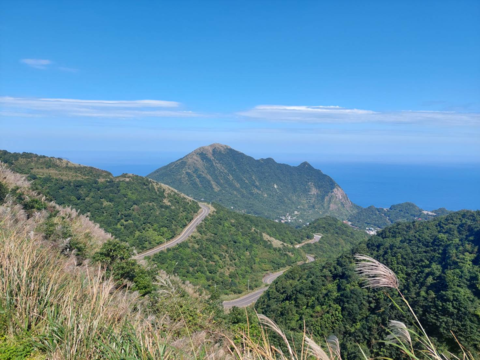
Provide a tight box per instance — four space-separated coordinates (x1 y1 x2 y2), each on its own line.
256 211 480 358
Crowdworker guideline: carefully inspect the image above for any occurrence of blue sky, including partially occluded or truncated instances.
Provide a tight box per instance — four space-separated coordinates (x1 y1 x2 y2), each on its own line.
1 0 479 167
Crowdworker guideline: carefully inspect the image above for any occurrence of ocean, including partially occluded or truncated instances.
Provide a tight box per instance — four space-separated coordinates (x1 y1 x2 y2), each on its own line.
97 162 479 212
313 163 480 211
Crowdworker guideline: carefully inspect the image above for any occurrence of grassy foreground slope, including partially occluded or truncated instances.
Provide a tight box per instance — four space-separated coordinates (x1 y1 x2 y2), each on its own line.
256 211 480 358
0 150 200 251
0 164 227 359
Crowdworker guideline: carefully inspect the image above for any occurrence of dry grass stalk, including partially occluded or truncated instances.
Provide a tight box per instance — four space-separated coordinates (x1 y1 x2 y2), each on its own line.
354 254 399 290
0 162 31 188
257 314 295 359
355 254 442 360
0 193 229 359
386 320 413 348
326 335 342 360
305 336 331 360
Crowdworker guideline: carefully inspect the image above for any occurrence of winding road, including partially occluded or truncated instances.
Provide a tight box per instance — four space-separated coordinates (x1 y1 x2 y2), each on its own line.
294 234 322 248
132 203 210 260
223 287 269 309
132 203 318 309
263 270 286 285
223 251 317 309
223 269 288 309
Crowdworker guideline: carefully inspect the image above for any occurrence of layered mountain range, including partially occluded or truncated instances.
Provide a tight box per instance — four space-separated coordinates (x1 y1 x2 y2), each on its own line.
148 143 447 227
0 149 364 295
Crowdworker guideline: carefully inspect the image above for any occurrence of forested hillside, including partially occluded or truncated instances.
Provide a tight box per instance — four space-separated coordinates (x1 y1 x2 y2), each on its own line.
149 204 305 295
148 204 371 296
348 201 451 229
0 150 200 251
256 211 480 358
299 216 368 260
1 150 371 298
0 163 230 359
148 143 359 224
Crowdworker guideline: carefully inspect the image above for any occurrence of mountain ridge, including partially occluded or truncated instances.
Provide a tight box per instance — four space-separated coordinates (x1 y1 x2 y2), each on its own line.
148 143 359 224
1 150 370 296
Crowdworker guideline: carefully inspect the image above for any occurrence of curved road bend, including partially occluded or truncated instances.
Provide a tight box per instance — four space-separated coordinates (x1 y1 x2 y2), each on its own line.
223 270 283 309
294 234 322 248
223 287 269 309
223 269 288 308
263 269 286 285
223 251 316 308
133 203 210 260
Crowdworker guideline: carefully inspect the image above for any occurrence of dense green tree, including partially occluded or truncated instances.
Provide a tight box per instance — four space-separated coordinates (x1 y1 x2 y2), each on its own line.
93 240 133 266
256 211 480 358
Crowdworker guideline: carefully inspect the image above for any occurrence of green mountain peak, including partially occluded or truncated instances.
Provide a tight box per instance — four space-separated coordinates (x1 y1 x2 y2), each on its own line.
148 144 359 224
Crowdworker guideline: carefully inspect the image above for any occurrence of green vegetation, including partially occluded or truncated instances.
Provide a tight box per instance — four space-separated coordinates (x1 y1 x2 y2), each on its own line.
1 153 477 360
348 202 451 229
148 143 359 224
256 211 480 358
149 204 306 295
148 205 369 296
299 216 369 261
225 259 477 360
0 150 200 251
0 163 229 359
1 150 370 299
31 174 199 250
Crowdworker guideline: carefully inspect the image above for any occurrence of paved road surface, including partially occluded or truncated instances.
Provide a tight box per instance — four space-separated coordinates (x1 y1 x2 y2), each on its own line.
133 204 210 260
263 270 286 284
223 287 269 309
222 270 285 308
294 234 322 248
223 239 319 308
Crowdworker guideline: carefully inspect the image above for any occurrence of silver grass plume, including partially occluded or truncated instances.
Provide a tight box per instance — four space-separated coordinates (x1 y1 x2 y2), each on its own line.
305 336 331 360
386 320 412 347
327 335 342 360
354 254 399 290
257 314 294 359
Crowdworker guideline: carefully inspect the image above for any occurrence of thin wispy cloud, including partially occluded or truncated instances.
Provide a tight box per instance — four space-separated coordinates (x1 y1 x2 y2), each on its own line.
238 105 480 126
58 67 79 73
20 59 52 69
0 97 198 118
20 59 78 72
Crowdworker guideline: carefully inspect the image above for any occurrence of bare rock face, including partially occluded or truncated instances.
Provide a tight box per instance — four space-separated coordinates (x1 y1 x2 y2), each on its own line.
326 186 355 211
148 144 359 224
